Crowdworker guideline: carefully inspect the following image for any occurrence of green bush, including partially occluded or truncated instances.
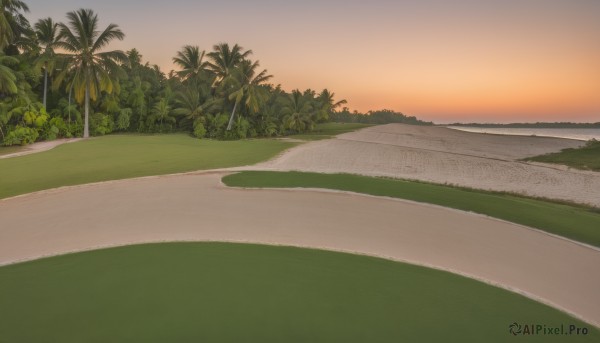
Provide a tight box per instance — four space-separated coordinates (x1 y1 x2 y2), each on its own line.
42 117 68 140
116 109 131 131
193 119 207 138
224 117 250 139
3 126 39 146
90 113 114 136
204 113 229 139
23 106 49 128
585 139 599 148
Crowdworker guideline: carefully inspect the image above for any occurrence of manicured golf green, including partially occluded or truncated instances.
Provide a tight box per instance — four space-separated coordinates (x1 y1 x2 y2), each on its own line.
291 122 372 140
0 243 596 342
223 171 600 247
0 134 295 199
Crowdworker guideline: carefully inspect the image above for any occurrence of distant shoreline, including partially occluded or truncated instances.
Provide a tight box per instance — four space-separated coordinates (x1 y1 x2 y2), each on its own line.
440 122 600 128
446 126 600 141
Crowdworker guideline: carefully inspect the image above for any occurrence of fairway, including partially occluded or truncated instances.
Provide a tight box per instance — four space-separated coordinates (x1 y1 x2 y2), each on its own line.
0 134 295 199
222 171 600 247
0 242 596 342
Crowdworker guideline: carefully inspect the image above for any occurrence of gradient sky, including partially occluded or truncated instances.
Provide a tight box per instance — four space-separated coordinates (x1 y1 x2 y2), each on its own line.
25 0 600 123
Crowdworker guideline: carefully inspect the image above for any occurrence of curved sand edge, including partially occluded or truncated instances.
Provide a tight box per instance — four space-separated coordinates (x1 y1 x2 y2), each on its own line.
255 124 600 207
1 237 594 328
1 172 599 327
0 138 82 159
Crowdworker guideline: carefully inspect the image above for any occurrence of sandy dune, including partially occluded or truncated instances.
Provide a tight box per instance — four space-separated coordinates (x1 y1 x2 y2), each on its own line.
255 124 600 207
1 173 599 326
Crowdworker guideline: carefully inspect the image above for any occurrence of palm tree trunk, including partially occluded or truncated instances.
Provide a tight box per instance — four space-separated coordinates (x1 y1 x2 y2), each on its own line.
43 66 48 109
68 86 72 124
84 83 90 138
226 100 238 131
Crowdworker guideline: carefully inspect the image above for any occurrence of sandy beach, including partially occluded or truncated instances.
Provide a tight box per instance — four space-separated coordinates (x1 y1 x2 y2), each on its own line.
256 124 600 207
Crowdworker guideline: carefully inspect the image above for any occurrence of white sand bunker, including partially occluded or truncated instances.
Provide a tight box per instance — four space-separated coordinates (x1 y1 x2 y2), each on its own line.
0 172 599 326
256 124 600 207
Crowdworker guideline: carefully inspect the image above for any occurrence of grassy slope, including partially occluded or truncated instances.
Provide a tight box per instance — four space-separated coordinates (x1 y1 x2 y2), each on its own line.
0 145 25 156
525 140 600 171
1 242 596 342
223 171 600 247
0 134 295 199
291 122 372 140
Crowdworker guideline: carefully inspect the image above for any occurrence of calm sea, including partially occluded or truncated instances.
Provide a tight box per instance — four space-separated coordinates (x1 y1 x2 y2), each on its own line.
446 127 600 141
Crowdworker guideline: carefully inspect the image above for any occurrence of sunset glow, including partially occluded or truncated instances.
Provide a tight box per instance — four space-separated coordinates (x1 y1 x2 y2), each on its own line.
26 0 600 122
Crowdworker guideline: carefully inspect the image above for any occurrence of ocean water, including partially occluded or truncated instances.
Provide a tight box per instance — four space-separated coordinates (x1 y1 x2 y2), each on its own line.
446 127 600 141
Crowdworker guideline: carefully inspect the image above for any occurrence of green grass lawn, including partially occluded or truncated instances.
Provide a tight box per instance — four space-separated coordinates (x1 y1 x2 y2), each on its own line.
223 171 600 248
0 242 596 342
525 140 600 171
0 134 295 199
0 144 25 156
291 122 372 140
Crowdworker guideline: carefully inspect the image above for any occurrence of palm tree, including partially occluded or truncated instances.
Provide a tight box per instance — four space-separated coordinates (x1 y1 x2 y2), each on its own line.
54 9 127 138
280 90 316 132
207 43 252 86
0 0 30 50
172 45 210 81
317 89 346 121
0 52 18 94
148 98 175 130
173 83 219 122
226 59 272 130
127 77 148 121
127 48 142 66
34 18 59 108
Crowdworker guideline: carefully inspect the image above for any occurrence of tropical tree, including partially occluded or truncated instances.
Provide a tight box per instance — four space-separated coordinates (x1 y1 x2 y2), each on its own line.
207 43 252 86
147 98 175 130
173 82 218 122
126 76 148 129
127 48 142 67
0 100 12 139
226 59 272 130
316 89 346 121
0 0 30 50
172 45 210 82
0 52 18 94
34 17 59 108
52 97 81 124
54 9 127 138
280 89 316 132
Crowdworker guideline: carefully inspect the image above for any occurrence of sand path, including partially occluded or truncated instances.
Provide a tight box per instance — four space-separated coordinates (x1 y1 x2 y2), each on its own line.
0 138 82 159
1 172 599 327
255 124 600 207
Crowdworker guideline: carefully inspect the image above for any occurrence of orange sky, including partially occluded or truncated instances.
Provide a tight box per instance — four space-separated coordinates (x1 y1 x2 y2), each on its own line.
27 0 600 122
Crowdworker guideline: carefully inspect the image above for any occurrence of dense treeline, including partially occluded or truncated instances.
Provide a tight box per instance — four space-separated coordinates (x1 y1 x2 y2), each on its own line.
331 109 433 125
449 122 600 128
0 2 348 145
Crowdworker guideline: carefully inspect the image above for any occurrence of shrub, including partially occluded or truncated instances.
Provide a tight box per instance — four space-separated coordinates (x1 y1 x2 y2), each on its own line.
90 113 114 136
193 119 207 138
585 139 599 149
3 126 39 146
116 109 131 131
